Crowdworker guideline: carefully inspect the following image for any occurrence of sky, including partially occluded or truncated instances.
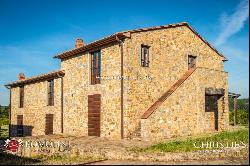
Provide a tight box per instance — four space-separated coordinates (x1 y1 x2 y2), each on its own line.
0 0 249 105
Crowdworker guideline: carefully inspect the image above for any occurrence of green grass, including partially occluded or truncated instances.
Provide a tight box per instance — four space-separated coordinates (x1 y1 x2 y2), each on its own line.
140 129 249 153
0 125 9 140
30 153 105 165
0 153 41 165
0 153 105 165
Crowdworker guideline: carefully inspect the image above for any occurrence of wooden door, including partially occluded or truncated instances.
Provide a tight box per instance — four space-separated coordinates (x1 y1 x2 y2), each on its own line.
17 115 23 137
45 114 53 135
88 94 101 136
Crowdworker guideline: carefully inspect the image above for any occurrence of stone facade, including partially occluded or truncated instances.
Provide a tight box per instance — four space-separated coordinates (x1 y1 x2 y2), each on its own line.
7 23 229 140
140 68 228 141
122 26 226 138
60 43 122 138
10 78 63 136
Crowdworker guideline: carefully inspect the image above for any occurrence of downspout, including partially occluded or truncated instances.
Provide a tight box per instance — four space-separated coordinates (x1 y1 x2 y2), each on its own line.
57 74 64 134
116 36 124 139
5 85 11 138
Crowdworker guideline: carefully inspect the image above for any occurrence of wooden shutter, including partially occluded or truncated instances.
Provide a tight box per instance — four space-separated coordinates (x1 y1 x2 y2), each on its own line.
97 51 101 84
48 80 54 106
17 115 23 136
95 52 99 84
88 94 101 136
141 46 145 66
45 114 53 135
19 86 24 108
141 45 150 67
91 51 101 84
145 47 149 67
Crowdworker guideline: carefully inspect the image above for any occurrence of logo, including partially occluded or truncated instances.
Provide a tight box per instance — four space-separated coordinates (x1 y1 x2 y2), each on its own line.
4 138 23 154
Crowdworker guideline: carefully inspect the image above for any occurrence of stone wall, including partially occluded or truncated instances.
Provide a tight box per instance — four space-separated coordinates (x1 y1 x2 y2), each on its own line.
61 43 122 139
10 25 229 140
140 67 229 141
10 78 62 136
122 26 226 138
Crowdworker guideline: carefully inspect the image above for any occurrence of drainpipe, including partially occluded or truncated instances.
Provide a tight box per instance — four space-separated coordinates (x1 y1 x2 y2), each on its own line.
5 85 11 138
116 36 124 139
57 74 64 134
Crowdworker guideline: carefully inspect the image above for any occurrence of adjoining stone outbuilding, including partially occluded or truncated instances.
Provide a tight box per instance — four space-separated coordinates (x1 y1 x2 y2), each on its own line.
5 22 229 140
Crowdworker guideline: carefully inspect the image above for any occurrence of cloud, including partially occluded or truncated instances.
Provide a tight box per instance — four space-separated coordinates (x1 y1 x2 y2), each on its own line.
215 0 249 46
219 45 249 63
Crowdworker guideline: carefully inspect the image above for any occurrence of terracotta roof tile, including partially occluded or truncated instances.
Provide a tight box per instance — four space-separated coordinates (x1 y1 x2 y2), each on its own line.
54 22 227 61
5 70 65 87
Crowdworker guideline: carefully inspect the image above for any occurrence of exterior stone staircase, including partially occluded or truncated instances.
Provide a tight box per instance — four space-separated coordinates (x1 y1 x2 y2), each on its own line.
141 67 197 119
127 68 198 140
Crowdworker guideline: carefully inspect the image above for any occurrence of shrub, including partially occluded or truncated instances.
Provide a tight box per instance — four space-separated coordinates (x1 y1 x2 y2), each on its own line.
229 110 249 126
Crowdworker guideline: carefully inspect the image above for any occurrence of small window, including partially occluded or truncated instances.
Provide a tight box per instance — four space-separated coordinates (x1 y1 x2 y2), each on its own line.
91 50 101 84
19 86 24 108
48 80 54 106
188 55 196 69
141 45 150 67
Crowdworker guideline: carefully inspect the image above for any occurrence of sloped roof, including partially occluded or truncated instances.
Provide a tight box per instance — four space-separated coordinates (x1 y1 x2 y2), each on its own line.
5 70 65 87
54 22 227 61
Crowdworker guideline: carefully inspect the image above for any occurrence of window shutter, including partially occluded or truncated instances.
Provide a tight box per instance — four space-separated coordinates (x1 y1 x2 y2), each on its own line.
47 80 54 106
51 80 54 106
90 50 101 85
145 47 149 67
141 46 145 66
20 86 24 108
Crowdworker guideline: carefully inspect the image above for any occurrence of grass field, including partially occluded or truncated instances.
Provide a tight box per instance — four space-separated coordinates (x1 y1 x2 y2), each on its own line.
139 128 249 153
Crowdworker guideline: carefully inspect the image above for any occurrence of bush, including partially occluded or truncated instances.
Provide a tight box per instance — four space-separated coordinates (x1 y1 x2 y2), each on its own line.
0 117 9 127
229 110 249 126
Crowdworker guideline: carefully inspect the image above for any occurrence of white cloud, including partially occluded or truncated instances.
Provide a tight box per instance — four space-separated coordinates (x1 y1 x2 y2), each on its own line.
219 45 249 63
215 0 249 46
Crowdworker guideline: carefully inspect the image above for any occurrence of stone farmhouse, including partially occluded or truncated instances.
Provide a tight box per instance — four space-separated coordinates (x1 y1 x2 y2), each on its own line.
5 22 229 140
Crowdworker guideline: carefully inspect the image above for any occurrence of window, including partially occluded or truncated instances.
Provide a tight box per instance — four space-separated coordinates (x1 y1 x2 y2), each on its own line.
141 45 150 67
188 55 196 69
205 95 218 112
19 86 24 108
91 50 101 84
48 80 54 106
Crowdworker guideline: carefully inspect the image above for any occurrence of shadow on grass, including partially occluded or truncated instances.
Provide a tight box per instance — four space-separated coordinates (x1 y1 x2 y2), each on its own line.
0 153 41 165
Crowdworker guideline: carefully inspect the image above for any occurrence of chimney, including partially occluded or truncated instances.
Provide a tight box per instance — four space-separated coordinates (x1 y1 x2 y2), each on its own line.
18 73 25 80
75 38 84 48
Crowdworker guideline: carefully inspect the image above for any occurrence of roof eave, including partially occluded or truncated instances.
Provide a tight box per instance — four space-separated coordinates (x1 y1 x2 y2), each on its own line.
54 33 128 60
5 70 65 88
